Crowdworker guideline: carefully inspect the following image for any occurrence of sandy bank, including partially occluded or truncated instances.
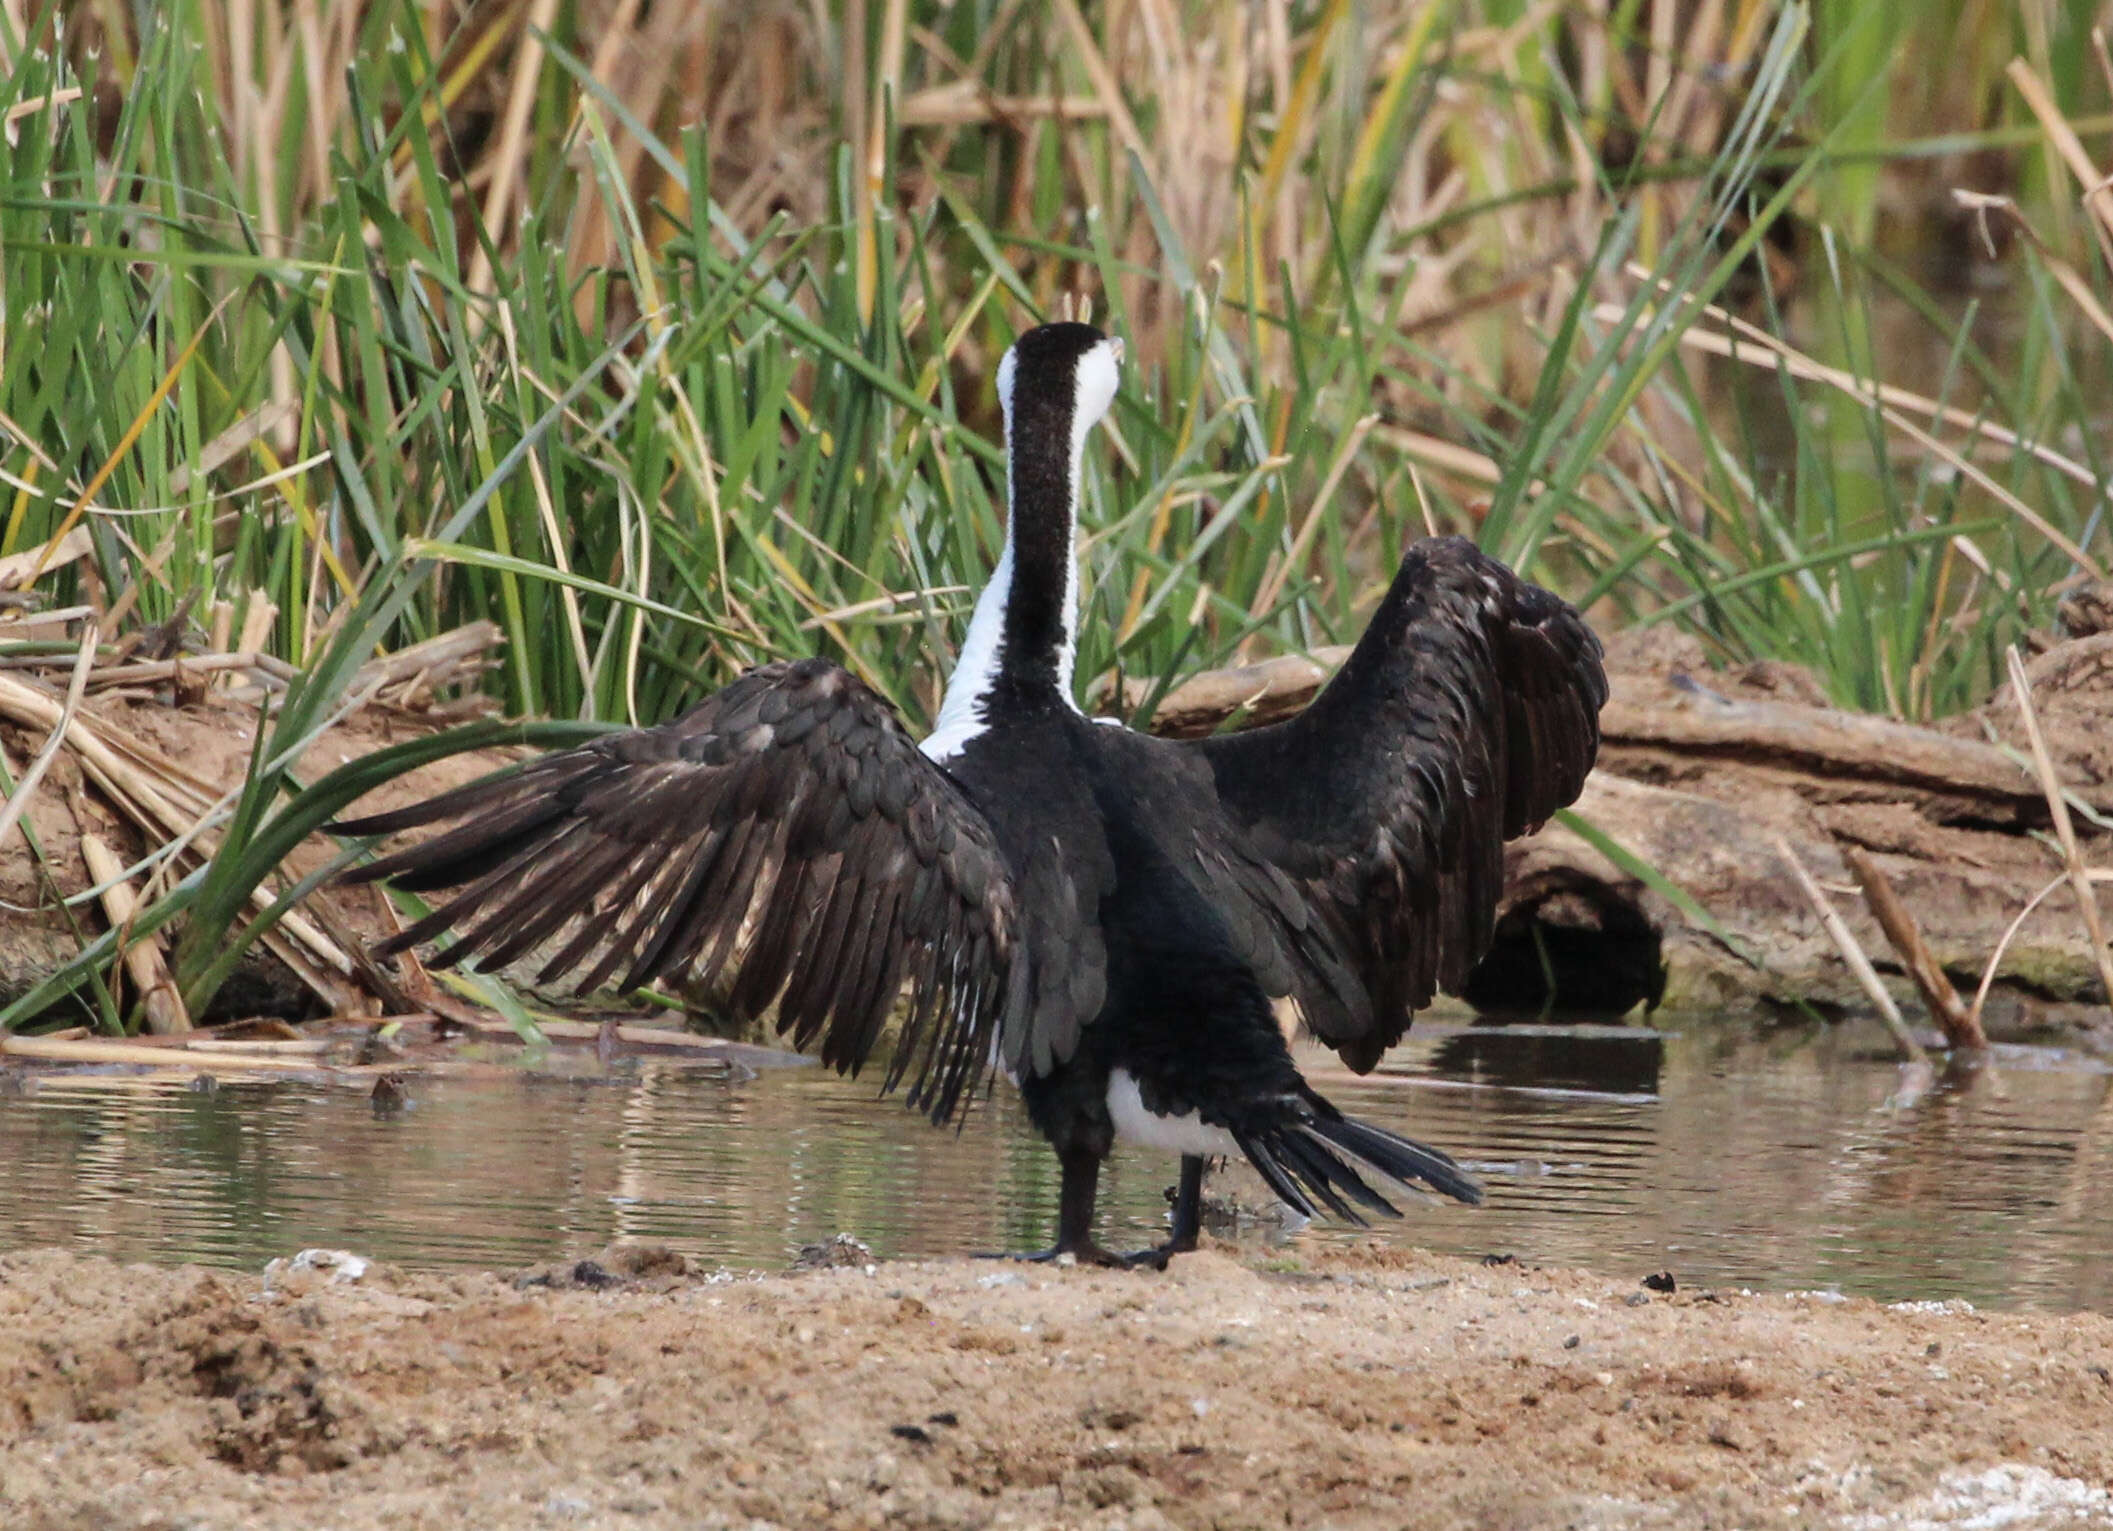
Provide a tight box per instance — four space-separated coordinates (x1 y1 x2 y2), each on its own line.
2 1241 2109 1530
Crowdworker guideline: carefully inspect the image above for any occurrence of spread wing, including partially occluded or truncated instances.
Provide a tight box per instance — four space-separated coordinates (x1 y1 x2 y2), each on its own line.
334 657 1021 1124
1192 536 1606 1070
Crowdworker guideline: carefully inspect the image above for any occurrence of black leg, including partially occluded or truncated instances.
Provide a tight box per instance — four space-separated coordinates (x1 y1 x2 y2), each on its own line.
1120 1154 1205 1270
978 1148 1129 1267
1054 1147 1102 1252
1167 1154 1205 1252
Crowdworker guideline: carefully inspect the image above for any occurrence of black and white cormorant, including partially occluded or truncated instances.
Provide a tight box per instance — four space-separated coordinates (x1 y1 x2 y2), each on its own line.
334 321 1608 1267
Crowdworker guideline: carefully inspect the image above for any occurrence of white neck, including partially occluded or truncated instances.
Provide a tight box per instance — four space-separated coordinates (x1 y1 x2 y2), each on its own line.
921 335 1118 764
920 441 1087 761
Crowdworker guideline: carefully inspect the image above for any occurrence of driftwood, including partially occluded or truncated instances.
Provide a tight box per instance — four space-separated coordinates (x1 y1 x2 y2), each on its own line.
1099 645 1352 736
1106 639 2109 818
1842 846 1985 1049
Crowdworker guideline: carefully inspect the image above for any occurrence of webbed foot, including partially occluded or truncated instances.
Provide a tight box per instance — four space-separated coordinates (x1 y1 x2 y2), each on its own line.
1112 1238 1191 1271
974 1242 1134 1268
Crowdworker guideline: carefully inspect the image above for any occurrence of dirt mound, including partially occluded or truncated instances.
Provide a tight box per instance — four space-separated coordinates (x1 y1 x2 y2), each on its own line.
2 1243 2110 1529
0 1250 405 1478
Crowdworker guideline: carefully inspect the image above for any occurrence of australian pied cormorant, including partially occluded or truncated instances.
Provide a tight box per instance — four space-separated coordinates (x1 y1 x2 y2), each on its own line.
335 320 1608 1267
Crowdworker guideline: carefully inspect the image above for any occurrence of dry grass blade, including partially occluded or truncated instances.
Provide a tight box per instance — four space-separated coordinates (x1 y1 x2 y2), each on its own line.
1873 406 2104 582
1596 289 2112 539
1774 834 1932 1066
1968 872 2076 1032
1247 414 1378 621
2004 647 2113 1005
1953 191 2113 351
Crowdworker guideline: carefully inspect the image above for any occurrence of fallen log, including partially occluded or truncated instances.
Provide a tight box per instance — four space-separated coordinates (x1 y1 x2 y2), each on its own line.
1104 641 2108 819
1103 628 2113 1029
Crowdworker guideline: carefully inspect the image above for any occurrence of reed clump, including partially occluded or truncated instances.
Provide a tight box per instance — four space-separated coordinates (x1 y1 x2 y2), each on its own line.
3 0 2110 1031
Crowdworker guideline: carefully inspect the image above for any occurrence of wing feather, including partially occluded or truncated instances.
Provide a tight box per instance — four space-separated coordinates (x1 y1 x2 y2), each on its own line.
1194 536 1606 1069
335 658 1018 1124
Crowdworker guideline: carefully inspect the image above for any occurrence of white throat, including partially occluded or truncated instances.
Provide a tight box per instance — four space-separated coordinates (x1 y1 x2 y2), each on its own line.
922 337 1121 763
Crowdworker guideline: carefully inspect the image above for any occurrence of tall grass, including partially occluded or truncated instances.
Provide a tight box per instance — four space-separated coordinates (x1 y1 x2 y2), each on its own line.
2 0 2110 1030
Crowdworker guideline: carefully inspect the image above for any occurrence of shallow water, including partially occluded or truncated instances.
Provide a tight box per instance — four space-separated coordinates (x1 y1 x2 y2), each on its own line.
3 1016 2110 1312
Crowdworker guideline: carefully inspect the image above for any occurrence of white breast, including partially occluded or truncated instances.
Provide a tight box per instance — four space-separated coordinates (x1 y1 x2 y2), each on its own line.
1106 1068 1240 1157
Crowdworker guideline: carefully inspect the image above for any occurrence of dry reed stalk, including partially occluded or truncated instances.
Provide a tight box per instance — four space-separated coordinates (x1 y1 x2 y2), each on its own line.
897 88 1108 125
235 592 277 659
71 651 296 690
1371 424 1505 488
465 0 562 304
0 620 94 855
0 1033 319 1072
0 606 98 646
569 0 658 289
0 676 219 834
2004 647 2113 1006
0 526 92 591
78 831 192 1035
1051 0 1150 170
854 0 909 326
2006 59 2113 260
0 674 367 1010
181 1037 337 1056
1774 834 1932 1066
1842 845 1987 1050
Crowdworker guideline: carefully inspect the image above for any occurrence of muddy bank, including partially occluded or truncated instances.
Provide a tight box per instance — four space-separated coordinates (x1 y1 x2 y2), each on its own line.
5 624 2113 1030
2 1241 2110 1530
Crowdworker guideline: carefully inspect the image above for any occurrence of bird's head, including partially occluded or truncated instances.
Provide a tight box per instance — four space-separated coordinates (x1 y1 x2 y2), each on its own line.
997 321 1124 452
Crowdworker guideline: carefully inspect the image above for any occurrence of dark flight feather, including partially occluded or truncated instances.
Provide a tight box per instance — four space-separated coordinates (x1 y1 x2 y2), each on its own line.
1190 536 1607 1071
333 658 1018 1125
